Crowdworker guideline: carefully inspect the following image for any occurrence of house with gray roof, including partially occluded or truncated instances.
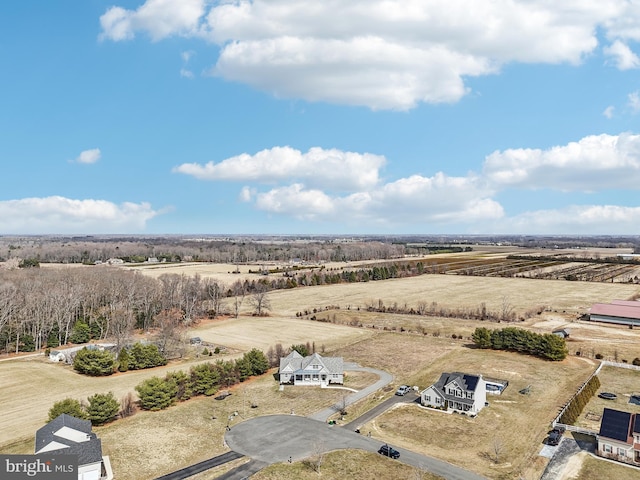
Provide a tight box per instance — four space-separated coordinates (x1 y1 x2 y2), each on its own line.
420 372 487 415
597 407 640 465
278 351 343 386
35 414 112 480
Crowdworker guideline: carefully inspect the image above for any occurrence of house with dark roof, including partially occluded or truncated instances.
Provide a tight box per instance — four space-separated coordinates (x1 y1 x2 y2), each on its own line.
35 414 112 480
597 407 640 465
420 372 487 415
278 351 343 386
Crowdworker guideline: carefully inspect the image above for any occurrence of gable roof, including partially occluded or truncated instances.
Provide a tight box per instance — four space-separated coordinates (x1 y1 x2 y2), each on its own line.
279 351 343 375
35 414 103 466
428 372 482 405
599 408 633 444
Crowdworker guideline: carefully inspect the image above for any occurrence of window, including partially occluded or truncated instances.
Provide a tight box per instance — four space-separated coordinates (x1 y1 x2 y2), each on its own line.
603 444 612 453
425 395 431 402
618 448 627 456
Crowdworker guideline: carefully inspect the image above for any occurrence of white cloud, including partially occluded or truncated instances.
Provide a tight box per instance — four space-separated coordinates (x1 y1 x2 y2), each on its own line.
629 91 640 113
173 146 386 191
483 133 640 191
252 173 503 226
99 0 205 42
492 205 640 235
180 50 195 78
0 196 160 234
75 148 101 164
604 40 640 70
603 106 615 119
99 0 635 110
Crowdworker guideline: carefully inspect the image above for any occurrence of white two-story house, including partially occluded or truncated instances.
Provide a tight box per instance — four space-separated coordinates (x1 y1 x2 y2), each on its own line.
421 372 487 415
278 351 343 386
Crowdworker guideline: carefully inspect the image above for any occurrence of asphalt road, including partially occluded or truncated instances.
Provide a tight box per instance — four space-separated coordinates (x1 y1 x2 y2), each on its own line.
154 451 244 480
225 414 487 480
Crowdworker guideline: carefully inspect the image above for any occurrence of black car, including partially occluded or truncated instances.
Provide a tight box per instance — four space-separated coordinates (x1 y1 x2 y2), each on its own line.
378 444 400 459
547 431 562 446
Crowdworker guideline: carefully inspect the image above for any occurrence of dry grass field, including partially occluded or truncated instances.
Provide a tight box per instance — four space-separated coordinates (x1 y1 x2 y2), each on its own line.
573 452 640 480
252 449 443 480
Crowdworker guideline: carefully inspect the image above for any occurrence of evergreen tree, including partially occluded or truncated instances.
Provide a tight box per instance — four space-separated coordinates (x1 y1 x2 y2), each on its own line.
117 347 130 372
48 398 87 422
73 348 115 376
244 348 270 375
235 357 252 381
135 377 178 411
69 322 91 344
290 344 309 357
129 342 167 370
190 363 220 396
471 327 492 348
86 392 119 425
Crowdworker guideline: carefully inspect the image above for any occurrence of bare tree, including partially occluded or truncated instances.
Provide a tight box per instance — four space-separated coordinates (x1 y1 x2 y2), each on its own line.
305 441 325 473
500 296 515 322
231 280 246 318
248 283 271 316
493 437 504 463
154 308 186 358
204 278 225 317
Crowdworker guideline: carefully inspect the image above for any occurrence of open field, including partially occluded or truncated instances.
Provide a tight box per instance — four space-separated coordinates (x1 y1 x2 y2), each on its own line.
266 274 639 318
190 315 376 352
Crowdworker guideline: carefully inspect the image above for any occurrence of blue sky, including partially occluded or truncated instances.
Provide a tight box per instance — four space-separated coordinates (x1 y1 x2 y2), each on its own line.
2 1 640 235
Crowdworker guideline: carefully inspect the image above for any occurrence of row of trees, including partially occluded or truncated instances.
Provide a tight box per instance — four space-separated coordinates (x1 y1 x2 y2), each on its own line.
135 349 269 410
48 394 121 426
472 327 568 361
558 375 601 425
1 237 405 265
73 343 167 376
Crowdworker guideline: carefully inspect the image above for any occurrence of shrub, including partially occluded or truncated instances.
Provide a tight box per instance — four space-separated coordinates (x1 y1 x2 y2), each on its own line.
202 347 209 356
86 392 119 425
632 358 640 366
129 342 167 370
119 392 136 418
73 348 115 376
117 348 130 372
595 353 603 360
69 322 90 344
48 398 87 422
135 377 178 411
214 347 220 354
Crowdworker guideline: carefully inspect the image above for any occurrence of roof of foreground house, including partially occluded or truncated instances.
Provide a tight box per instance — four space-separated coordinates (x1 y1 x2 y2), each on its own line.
599 408 633 444
35 414 103 466
279 351 343 374
428 372 482 405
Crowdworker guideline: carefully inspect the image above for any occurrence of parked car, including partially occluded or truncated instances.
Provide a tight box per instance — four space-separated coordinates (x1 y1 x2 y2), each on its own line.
547 430 563 446
378 444 400 459
395 385 411 396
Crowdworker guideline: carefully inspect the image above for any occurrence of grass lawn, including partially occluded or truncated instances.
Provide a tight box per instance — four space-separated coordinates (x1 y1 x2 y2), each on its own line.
574 453 640 480
252 449 444 480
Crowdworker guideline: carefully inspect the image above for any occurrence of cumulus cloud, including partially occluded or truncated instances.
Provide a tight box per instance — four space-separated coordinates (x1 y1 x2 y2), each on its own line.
483 133 640 191
99 0 636 110
0 196 160 234
76 148 101 164
99 0 205 42
173 146 386 191
493 205 640 235
252 173 502 226
604 40 640 70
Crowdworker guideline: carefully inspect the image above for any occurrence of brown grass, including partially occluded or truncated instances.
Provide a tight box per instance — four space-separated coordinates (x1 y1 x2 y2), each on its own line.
252 449 444 480
574 453 640 480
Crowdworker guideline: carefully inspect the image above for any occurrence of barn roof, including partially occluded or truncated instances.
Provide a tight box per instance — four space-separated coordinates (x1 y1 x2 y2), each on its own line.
589 303 640 320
